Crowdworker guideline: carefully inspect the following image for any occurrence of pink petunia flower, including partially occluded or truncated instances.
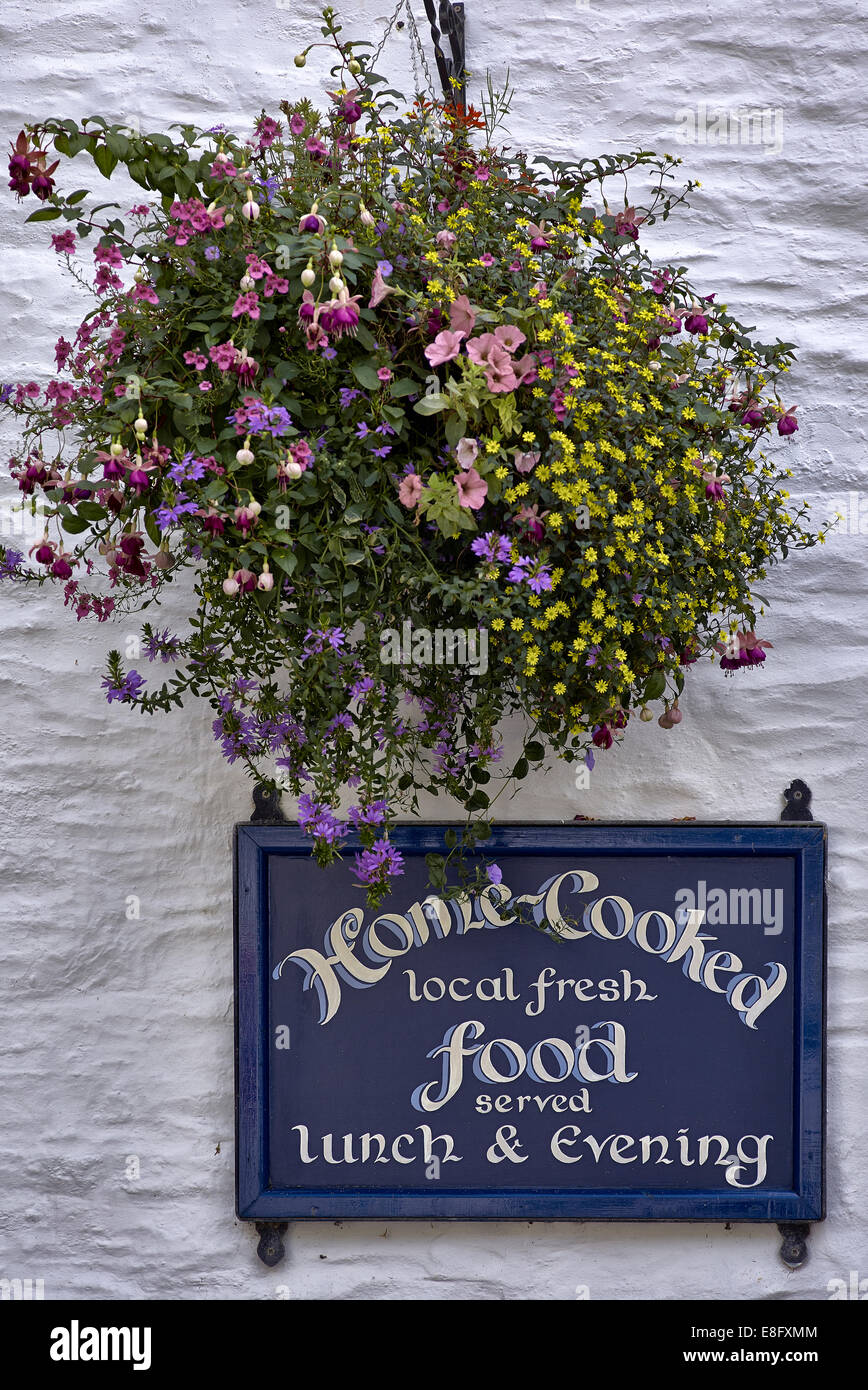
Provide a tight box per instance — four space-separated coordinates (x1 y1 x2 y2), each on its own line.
449 294 476 337
494 323 526 353
424 329 465 367
398 473 424 508
456 437 479 469
455 467 488 509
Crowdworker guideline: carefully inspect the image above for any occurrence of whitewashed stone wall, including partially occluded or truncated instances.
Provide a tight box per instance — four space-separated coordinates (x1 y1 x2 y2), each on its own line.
0 0 864 1301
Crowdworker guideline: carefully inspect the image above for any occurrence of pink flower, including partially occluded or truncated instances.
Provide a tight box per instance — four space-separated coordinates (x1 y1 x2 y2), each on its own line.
377 367 393 382
449 295 476 337
210 341 237 371
435 229 457 250
468 337 518 393
494 323 526 352
51 230 76 254
398 473 424 508
455 467 488 509
290 113 306 135
513 449 539 473
512 354 537 386
479 252 495 266
474 166 490 182
199 382 212 392
456 437 479 469
232 291 260 320
183 351 208 370
424 329 465 367
369 266 396 307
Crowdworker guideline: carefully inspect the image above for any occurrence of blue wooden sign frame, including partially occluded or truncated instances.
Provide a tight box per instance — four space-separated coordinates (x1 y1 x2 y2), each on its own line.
235 822 824 1224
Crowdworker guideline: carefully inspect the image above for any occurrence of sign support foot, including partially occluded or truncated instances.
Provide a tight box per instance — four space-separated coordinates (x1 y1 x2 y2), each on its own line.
777 1222 810 1269
255 1221 288 1267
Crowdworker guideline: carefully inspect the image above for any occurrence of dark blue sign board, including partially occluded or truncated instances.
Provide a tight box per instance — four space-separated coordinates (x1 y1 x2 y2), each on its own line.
235 823 824 1225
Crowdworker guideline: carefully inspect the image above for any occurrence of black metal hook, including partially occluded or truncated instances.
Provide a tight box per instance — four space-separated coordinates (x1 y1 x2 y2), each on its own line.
422 0 466 108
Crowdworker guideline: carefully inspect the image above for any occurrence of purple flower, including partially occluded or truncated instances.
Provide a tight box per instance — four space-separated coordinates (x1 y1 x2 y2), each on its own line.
354 838 405 886
144 628 181 662
487 863 503 885
297 794 346 844
340 387 363 408
471 531 511 563
102 670 146 703
204 245 220 260
0 548 23 579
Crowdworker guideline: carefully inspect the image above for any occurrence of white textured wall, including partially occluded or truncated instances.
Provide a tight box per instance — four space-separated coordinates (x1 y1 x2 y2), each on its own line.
0 0 865 1301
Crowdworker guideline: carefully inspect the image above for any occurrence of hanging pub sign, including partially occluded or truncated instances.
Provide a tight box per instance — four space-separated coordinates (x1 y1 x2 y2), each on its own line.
235 821 824 1259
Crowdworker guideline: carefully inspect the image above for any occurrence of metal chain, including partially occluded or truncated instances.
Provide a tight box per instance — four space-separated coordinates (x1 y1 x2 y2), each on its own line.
368 1 438 101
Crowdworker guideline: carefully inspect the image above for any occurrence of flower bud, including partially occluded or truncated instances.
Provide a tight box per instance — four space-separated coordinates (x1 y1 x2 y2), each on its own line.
154 549 173 570
247 499 262 517
224 212 234 224
668 704 683 724
242 197 260 222
329 274 344 294
640 706 653 722
239 273 255 291
134 416 147 434
222 574 239 596
329 245 343 267
285 459 303 480
110 440 124 457
236 446 255 466
348 58 361 74
294 53 306 67
301 264 316 287
359 201 375 227
257 564 274 592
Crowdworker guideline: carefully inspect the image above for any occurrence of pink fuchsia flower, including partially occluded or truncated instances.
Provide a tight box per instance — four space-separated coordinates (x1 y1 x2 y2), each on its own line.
513 449 539 474
526 222 550 251
703 467 730 500
398 473 424 508
455 467 488 510
456 437 479 469
51 229 76 255
715 630 773 669
449 294 476 337
777 407 798 436
424 329 465 367
320 287 361 337
290 113 306 136
494 323 526 353
298 207 326 234
614 206 643 239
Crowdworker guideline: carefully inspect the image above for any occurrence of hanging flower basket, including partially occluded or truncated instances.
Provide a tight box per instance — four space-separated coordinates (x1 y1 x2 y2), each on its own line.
1 9 823 904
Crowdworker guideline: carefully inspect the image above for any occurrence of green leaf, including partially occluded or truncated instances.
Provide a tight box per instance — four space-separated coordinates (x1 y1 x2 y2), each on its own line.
93 145 118 179
643 669 666 701
61 514 89 534
513 758 529 780
352 360 383 392
144 511 161 548
390 377 418 397
413 393 448 415
525 741 544 762
25 206 62 222
272 551 297 577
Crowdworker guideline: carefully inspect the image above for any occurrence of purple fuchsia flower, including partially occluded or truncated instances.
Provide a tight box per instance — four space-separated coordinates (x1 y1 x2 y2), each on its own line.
471 531 511 563
715 630 773 669
591 723 613 749
102 670 146 703
684 305 710 334
777 407 799 435
354 838 405 887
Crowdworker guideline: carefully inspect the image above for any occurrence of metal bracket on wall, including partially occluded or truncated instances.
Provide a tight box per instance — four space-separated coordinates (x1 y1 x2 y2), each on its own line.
251 784 287 824
777 778 815 1267
422 0 466 108
255 1221 288 1267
